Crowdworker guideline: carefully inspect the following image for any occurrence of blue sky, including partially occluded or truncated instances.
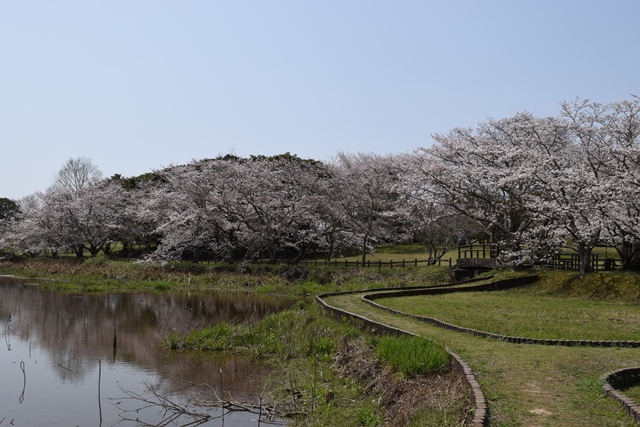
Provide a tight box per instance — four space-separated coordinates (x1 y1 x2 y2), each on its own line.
2 1 639 200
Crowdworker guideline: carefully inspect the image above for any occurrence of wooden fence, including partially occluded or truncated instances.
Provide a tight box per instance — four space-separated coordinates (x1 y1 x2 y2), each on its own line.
549 253 620 272
296 258 453 269
110 244 621 272
456 244 621 272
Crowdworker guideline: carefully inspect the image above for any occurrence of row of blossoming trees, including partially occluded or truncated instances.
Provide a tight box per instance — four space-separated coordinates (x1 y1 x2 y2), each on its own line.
1 97 640 275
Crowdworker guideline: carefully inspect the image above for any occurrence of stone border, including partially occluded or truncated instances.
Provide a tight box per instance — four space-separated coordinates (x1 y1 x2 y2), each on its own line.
361 276 640 348
603 368 640 422
319 275 640 425
316 292 488 427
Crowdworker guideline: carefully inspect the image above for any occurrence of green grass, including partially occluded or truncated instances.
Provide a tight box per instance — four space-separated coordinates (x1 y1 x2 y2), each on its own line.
162 303 466 426
324 271 640 426
0 258 453 296
373 271 640 341
7 248 640 426
377 293 640 341
164 322 236 351
373 335 450 377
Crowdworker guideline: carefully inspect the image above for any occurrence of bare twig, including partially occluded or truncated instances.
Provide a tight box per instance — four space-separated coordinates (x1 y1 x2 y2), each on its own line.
112 382 289 426
19 361 26 404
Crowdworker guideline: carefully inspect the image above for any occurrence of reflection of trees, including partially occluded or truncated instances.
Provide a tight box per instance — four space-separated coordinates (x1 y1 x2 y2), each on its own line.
0 278 293 401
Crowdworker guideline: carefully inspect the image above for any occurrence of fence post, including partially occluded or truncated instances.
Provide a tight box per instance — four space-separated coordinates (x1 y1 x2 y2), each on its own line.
390 260 393 269
378 260 382 269
415 258 418 267
402 259 405 268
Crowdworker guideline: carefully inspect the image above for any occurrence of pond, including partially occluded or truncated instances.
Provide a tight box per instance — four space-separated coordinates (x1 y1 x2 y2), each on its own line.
0 276 296 426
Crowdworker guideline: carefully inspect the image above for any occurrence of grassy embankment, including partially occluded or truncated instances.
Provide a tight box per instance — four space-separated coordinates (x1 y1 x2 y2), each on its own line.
325 269 640 427
163 303 465 427
0 247 453 296
0 253 466 427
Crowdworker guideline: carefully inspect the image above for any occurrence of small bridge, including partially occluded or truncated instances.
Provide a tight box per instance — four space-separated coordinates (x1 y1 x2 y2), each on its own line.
456 244 497 270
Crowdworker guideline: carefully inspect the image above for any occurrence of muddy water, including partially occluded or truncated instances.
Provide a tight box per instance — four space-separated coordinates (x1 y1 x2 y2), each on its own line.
0 277 295 426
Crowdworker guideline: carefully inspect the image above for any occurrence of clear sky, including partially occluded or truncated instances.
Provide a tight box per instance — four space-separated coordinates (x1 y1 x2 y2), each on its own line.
2 1 639 200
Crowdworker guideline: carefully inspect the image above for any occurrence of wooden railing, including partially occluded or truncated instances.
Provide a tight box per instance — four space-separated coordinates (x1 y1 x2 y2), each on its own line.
296 258 452 268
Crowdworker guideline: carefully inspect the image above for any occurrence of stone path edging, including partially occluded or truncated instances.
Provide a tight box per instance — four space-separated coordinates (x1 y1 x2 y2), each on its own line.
316 292 488 427
602 368 640 422
360 275 640 424
361 275 640 349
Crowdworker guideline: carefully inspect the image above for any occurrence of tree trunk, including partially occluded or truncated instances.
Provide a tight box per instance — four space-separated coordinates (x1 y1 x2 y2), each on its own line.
74 244 85 259
361 233 369 265
326 238 335 262
615 241 640 270
103 242 112 256
576 243 593 277
268 246 279 264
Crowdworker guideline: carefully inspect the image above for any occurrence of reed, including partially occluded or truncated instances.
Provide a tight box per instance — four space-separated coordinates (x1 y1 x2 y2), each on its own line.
373 335 450 377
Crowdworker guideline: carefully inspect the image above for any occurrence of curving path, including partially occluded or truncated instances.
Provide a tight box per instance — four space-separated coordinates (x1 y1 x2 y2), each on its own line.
317 276 640 426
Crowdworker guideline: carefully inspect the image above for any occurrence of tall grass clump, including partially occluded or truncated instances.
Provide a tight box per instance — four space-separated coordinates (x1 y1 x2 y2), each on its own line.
162 303 360 361
163 323 235 351
374 335 450 377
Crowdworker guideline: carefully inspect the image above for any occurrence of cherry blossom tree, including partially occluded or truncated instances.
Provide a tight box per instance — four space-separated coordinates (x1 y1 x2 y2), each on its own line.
397 156 477 261
149 154 329 263
29 182 126 258
5 159 124 258
561 96 640 270
7 190 68 256
422 114 548 260
149 159 236 261
326 151 403 264
222 154 327 263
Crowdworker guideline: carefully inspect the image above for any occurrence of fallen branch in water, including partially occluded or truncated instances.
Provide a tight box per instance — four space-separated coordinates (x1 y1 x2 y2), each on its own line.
113 382 288 426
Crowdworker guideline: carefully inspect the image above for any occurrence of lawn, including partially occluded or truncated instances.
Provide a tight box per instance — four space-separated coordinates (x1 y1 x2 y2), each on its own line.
323 271 640 427
375 290 640 341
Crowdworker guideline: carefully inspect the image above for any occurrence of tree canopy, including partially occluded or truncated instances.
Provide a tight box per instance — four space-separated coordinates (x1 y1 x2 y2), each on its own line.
3 97 640 275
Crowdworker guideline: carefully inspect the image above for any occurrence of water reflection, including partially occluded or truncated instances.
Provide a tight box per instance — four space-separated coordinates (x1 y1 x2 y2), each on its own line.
0 277 294 426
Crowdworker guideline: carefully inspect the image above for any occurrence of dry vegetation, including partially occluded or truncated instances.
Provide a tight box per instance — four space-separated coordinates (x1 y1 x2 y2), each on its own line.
334 339 471 427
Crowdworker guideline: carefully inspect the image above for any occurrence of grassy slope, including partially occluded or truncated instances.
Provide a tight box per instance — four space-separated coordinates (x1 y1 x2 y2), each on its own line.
325 271 640 427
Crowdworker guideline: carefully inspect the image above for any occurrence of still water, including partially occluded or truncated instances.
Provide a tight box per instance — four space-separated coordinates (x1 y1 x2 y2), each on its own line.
0 277 295 426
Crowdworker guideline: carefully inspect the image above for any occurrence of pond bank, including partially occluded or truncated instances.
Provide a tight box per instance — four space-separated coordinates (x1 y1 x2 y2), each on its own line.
0 259 470 426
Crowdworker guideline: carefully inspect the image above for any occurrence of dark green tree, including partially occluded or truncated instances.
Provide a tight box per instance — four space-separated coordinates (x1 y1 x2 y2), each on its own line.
0 198 19 220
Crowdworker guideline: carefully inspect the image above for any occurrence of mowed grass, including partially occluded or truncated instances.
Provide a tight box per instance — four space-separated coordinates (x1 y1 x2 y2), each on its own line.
376 283 640 341
323 273 640 427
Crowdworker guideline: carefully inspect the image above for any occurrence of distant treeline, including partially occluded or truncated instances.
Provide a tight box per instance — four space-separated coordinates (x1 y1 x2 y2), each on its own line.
2 97 640 276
